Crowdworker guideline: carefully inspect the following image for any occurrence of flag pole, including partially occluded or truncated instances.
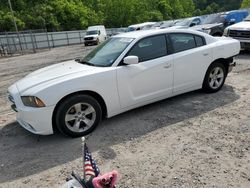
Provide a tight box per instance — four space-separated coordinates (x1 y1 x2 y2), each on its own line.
81 137 86 180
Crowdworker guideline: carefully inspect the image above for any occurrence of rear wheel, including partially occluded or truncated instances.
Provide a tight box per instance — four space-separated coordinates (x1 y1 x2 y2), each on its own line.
202 62 226 93
55 94 102 137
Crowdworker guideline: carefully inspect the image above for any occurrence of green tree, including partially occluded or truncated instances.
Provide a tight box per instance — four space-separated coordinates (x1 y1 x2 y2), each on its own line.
0 0 246 31
241 0 250 8
180 0 195 17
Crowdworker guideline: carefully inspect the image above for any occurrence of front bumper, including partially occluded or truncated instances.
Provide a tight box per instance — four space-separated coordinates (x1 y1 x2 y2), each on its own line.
16 106 55 135
240 42 250 49
8 84 54 135
84 38 98 44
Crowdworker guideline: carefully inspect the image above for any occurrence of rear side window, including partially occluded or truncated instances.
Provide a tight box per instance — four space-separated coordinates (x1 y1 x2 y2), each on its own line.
169 33 205 53
127 35 167 62
195 35 205 47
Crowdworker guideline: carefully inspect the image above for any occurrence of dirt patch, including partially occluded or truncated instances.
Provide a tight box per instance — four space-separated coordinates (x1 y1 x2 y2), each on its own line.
0 47 249 187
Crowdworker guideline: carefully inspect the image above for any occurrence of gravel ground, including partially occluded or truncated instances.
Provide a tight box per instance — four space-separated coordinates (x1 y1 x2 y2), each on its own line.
0 45 249 188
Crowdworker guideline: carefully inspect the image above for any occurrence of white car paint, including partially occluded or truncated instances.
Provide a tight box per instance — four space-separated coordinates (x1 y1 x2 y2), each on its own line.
8 29 240 135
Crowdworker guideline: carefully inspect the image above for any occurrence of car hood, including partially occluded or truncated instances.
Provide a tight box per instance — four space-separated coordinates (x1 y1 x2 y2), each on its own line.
15 60 102 93
228 21 250 30
170 26 188 29
192 23 223 31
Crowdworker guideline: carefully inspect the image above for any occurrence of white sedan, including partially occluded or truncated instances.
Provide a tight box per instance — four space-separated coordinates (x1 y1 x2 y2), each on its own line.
8 29 240 137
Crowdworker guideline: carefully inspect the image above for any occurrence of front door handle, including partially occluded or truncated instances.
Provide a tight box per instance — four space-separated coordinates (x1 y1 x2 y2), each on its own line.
164 64 172 69
203 53 209 56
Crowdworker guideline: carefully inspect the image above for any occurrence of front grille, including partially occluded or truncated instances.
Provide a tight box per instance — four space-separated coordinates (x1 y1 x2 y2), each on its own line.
229 30 250 38
84 37 94 41
8 94 17 112
8 94 14 103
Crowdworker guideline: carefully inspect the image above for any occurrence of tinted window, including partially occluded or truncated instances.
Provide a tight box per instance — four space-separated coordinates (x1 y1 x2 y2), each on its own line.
195 36 205 47
169 33 196 53
83 37 134 67
127 35 167 62
194 18 201 25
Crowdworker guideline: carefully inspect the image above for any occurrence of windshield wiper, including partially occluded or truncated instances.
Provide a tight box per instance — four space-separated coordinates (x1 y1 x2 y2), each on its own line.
75 59 96 66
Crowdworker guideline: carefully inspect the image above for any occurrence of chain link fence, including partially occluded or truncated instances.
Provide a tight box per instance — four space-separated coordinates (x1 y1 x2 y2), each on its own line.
0 29 87 56
0 28 126 56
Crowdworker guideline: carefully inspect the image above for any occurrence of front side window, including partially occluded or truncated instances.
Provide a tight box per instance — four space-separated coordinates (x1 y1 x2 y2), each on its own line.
81 37 134 67
127 35 167 62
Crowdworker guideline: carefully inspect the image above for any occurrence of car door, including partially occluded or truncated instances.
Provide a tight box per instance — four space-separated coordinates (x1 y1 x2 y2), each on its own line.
169 33 212 94
116 35 174 108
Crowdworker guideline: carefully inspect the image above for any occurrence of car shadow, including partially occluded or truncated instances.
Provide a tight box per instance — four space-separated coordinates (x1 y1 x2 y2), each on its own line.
238 50 250 59
0 84 240 183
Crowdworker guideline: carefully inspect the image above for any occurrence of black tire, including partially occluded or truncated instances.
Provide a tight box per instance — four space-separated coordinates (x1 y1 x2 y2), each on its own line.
96 39 100 45
55 94 102 137
202 62 227 93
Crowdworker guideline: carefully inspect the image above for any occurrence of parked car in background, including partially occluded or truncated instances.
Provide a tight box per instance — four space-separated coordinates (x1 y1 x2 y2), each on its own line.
84 25 107 46
171 17 202 29
149 20 175 29
192 10 249 36
224 15 250 50
127 22 156 32
108 28 127 37
222 10 249 25
8 29 240 137
191 14 225 36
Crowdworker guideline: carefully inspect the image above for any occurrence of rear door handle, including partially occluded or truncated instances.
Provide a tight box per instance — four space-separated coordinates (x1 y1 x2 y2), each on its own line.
164 64 172 69
203 53 209 56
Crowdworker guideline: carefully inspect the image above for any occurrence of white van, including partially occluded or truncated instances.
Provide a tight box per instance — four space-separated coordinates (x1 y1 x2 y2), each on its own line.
84 25 107 46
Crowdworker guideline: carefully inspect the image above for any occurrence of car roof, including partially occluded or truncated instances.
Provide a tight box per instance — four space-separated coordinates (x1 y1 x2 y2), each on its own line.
113 28 209 39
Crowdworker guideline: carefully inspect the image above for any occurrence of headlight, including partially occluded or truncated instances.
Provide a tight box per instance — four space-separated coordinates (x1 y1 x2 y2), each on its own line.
223 29 229 36
21 96 45 107
202 29 211 34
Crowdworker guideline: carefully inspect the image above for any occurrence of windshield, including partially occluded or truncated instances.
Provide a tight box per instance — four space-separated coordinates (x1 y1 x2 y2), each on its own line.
245 15 250 21
86 30 99 35
127 27 136 32
203 15 225 24
174 19 191 26
81 37 134 67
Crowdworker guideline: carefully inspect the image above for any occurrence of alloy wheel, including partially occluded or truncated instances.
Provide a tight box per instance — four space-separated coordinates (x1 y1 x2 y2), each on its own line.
65 103 96 133
209 67 225 89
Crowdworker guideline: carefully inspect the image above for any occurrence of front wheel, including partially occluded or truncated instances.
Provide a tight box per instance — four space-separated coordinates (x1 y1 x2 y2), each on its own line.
55 94 102 137
202 62 227 93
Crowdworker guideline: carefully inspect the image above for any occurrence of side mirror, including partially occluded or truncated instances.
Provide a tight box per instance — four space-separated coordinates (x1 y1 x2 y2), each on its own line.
123 56 139 65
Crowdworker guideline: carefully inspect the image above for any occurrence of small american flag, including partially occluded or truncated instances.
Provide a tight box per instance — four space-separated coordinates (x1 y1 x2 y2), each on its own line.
84 144 100 179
